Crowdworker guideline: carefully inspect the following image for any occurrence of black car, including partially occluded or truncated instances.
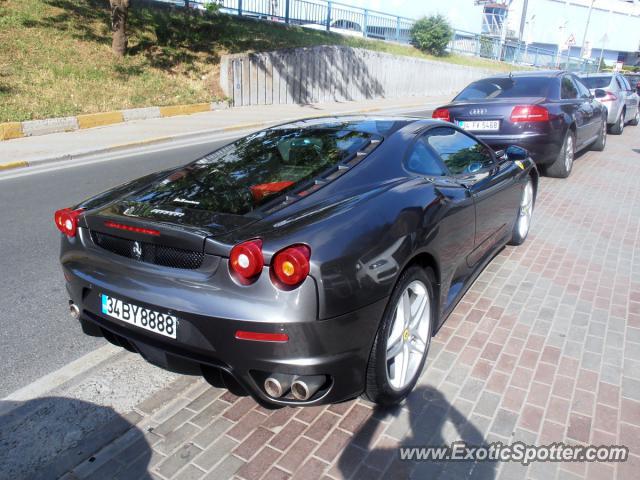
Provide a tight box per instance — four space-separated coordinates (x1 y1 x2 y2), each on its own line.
57 117 537 407
432 70 608 178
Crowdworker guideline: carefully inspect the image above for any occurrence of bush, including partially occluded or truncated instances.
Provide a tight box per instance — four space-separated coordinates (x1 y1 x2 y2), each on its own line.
410 14 453 57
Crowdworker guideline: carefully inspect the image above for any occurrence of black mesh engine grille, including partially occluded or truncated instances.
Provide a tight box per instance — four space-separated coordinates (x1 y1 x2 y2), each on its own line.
91 232 205 270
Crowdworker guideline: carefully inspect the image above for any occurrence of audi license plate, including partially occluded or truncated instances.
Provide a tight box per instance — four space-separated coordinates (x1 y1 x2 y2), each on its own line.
101 294 177 339
458 120 500 131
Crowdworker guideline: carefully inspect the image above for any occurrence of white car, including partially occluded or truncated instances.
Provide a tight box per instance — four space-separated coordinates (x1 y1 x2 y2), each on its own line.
302 19 365 38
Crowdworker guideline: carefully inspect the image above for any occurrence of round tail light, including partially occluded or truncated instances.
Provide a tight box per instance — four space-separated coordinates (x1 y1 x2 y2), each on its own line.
229 239 264 282
271 245 311 288
54 208 84 237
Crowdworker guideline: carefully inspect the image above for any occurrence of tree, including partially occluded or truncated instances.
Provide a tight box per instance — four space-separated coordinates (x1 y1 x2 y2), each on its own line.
410 14 453 57
110 0 130 56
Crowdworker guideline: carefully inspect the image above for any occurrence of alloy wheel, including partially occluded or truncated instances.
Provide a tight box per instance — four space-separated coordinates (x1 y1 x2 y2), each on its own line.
517 180 534 239
385 280 431 390
564 135 574 172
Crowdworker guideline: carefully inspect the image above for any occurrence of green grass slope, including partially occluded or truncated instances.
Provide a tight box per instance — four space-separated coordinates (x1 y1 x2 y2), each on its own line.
0 0 517 122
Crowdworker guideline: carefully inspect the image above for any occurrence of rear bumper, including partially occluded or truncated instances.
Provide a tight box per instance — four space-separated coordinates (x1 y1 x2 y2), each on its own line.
478 132 563 166
66 276 385 407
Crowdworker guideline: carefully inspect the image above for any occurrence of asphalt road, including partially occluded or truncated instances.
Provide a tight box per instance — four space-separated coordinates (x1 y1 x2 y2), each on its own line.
0 139 234 397
0 107 434 398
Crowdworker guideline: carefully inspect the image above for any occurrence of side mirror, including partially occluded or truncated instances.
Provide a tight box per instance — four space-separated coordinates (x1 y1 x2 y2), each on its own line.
505 145 529 161
594 88 607 99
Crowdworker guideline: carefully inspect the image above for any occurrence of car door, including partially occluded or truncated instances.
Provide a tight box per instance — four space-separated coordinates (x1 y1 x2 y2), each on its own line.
404 130 476 303
424 126 522 268
562 75 593 147
574 75 601 138
618 75 639 120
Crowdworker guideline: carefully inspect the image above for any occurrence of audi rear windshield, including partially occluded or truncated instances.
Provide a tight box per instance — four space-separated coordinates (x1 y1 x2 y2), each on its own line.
128 127 378 216
580 76 612 89
454 77 552 101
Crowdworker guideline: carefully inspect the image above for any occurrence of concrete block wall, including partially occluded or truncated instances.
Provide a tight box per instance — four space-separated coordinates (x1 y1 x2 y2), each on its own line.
220 46 499 107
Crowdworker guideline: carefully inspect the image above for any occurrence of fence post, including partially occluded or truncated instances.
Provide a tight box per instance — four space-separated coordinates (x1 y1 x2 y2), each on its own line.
364 9 369 38
396 17 400 42
238 0 243 16
326 1 332 32
285 0 290 23
534 50 539 67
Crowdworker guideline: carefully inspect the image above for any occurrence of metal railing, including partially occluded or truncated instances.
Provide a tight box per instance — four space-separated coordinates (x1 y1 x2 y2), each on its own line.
449 29 598 73
154 0 598 72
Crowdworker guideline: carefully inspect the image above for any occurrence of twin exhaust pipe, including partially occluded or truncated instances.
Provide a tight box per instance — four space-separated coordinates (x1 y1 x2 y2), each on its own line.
264 374 326 401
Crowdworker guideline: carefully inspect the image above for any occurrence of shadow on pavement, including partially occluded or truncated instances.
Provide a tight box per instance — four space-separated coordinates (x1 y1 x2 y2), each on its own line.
0 397 151 479
337 386 497 479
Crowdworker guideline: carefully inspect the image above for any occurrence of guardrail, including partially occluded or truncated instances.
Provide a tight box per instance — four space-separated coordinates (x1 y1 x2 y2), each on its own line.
449 30 598 73
155 0 598 72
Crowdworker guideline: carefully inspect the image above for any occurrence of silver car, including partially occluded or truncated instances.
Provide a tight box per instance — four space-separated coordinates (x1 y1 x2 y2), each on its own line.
580 73 640 134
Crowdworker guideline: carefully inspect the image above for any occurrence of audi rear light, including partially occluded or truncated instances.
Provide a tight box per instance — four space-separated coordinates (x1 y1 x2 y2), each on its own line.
510 105 550 123
432 108 451 122
54 208 84 237
229 239 264 282
271 244 311 288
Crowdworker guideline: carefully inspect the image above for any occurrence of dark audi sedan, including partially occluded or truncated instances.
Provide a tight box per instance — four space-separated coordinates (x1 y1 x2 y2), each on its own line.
57 117 537 407
433 71 607 178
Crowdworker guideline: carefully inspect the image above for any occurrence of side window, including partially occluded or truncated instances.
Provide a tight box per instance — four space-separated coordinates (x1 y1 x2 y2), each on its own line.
620 76 631 91
574 77 591 99
405 137 446 176
426 127 494 175
615 76 626 91
561 76 578 99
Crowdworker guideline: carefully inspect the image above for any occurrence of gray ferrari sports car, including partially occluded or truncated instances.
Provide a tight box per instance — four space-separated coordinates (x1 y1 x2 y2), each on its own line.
57 116 537 407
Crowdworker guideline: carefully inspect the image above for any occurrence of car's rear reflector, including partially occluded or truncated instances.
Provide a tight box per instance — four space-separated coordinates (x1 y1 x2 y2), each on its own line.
510 105 550 123
230 239 264 282
271 244 311 288
432 108 451 122
54 208 84 237
104 221 161 236
235 330 289 342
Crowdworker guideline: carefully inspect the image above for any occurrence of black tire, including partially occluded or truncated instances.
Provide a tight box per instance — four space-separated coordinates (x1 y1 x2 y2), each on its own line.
610 110 625 134
508 176 536 246
591 116 607 151
363 265 434 406
546 130 575 178
630 109 639 126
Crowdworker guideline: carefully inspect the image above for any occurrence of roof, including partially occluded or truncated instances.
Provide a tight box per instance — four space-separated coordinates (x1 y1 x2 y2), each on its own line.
271 116 425 138
486 70 565 79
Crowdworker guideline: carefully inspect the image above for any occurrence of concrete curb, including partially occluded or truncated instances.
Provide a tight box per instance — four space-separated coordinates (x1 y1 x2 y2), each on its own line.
0 101 428 173
0 101 230 143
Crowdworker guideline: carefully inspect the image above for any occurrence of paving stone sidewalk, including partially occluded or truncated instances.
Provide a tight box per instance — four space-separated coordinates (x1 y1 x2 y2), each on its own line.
62 131 640 480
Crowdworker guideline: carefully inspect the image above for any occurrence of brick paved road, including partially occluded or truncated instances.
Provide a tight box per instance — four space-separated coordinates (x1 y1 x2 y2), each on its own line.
63 130 640 480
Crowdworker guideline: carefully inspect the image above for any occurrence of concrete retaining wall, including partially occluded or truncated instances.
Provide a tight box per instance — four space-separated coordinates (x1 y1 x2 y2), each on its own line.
220 46 498 107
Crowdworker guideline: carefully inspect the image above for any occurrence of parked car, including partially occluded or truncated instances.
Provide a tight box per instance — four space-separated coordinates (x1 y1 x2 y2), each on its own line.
57 117 537 407
302 19 364 37
432 71 608 178
624 73 640 95
579 72 640 134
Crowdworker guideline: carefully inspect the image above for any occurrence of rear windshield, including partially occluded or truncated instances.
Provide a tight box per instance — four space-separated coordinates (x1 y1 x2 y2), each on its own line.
129 128 375 215
455 77 552 101
580 76 612 89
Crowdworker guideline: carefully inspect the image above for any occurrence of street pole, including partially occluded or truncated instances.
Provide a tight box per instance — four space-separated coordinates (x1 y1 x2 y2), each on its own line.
518 0 529 42
580 0 595 58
